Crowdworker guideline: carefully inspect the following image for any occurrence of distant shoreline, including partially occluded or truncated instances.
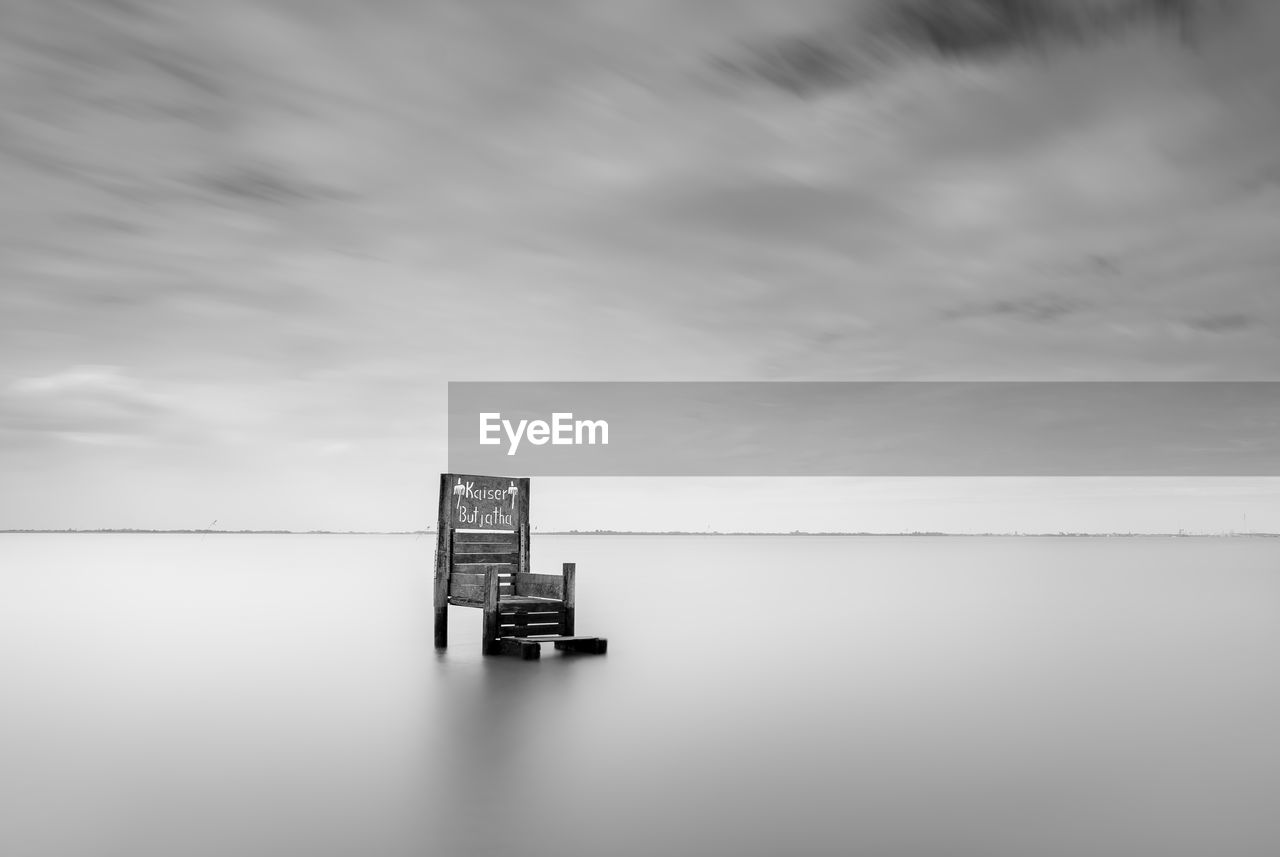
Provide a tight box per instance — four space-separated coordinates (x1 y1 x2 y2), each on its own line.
1 530 1276 538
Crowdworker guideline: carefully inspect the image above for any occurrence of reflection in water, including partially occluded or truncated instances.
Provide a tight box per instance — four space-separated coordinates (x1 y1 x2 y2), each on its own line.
2 535 1279 856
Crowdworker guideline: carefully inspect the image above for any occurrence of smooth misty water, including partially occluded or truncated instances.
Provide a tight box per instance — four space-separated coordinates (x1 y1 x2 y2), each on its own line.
2 535 1278 857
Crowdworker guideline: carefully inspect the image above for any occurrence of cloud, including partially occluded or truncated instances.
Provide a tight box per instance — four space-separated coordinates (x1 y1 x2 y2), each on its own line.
714 0 1222 96
1 0 1278 525
12 365 144 396
1185 313 1254 334
4 366 177 446
943 295 1085 323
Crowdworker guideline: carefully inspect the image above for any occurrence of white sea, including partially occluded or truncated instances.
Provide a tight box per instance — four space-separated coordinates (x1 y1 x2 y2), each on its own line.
2 534 1278 857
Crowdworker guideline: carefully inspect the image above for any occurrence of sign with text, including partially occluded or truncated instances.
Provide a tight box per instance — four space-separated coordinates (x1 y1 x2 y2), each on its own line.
442 473 523 530
448 381 1280 476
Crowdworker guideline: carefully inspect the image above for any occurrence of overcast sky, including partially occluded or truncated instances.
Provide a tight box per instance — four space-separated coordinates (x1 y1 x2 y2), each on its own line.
2 0 1279 531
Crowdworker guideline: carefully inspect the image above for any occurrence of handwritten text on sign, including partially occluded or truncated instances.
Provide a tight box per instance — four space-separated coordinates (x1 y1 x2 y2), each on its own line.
448 474 520 529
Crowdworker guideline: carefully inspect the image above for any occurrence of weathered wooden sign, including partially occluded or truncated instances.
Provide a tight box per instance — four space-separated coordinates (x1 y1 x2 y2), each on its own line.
435 472 531 650
441 473 524 531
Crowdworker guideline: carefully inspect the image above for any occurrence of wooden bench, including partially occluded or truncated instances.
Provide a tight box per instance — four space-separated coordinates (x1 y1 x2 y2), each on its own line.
434 473 607 659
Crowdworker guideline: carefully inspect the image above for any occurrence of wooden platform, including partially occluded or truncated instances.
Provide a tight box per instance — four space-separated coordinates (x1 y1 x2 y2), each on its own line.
435 473 609 657
493 635 608 660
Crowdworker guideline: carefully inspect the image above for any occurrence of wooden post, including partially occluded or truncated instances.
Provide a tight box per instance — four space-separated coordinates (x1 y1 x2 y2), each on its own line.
517 477 531 577
482 565 501 655
433 473 451 648
562 562 576 637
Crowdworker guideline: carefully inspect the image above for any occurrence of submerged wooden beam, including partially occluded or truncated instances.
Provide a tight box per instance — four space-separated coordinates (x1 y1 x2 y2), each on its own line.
554 637 607 655
496 634 607 655
493 638 541 659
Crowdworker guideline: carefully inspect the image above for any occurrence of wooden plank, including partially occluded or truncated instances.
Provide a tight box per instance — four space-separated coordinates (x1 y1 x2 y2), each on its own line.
505 631 563 641
496 598 563 611
447 597 483 608
450 583 485 601
454 549 518 561
513 577 562 600
544 635 605 642
519 618 562 629
513 573 563 599
453 541 518 555
498 608 564 620
453 531 517 545
500 624 562 635
433 473 451 648
449 564 515 580
449 572 485 588
498 617 556 627
503 635 601 642
500 616 561 627
453 580 511 601
502 627 561 637
499 612 563 622
499 611 561 626
514 572 564 588
451 551 518 564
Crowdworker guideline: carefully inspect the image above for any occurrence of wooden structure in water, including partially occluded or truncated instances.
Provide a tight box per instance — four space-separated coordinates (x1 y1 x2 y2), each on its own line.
434 473 607 659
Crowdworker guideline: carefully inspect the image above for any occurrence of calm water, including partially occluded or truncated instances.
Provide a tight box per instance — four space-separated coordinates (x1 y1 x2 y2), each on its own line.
2 534 1278 857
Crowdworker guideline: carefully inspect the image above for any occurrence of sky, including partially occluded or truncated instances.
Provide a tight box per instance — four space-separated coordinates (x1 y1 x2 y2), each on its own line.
2 0 1279 531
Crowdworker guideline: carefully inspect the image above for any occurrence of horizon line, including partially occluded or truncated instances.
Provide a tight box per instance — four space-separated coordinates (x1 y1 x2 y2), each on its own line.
1 529 1276 538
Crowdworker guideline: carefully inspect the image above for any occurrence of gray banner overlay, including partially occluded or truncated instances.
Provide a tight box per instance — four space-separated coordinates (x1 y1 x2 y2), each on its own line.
448 382 1280 476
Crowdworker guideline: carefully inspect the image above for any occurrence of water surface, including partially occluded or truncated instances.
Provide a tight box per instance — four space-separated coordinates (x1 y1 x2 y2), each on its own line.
2 535 1278 856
